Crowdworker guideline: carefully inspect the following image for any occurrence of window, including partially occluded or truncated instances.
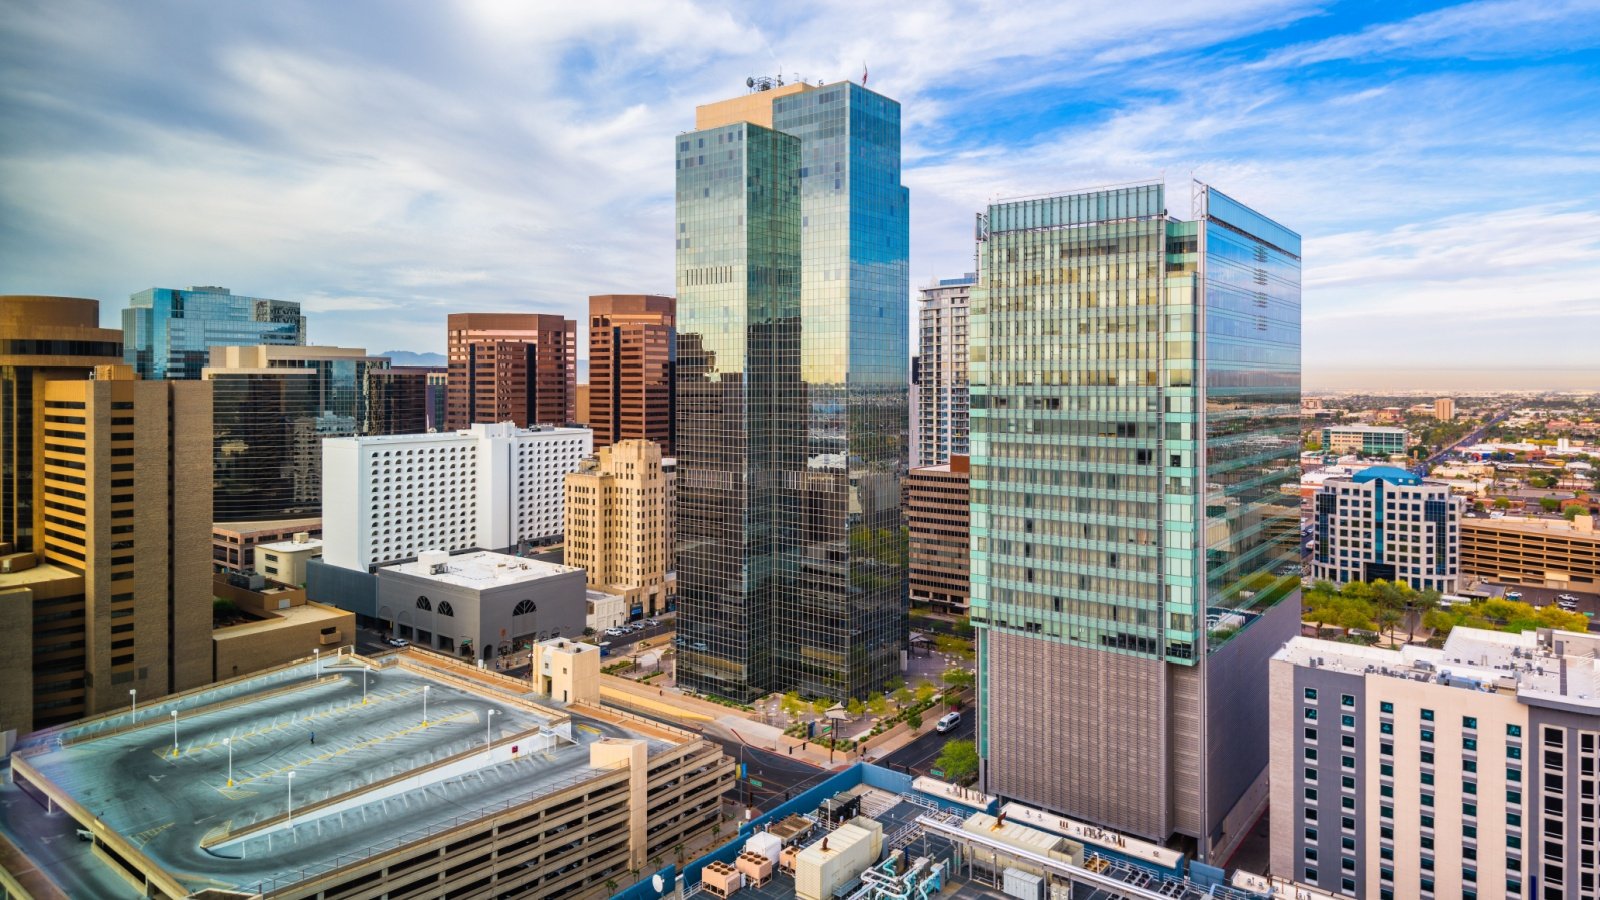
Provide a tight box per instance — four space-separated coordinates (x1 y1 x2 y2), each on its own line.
1381 701 1394 713
1421 708 1434 721
1341 714 1356 728
1380 721 1393 734
1463 716 1478 729
1463 737 1477 751
1508 724 1523 737
1304 687 1318 700
437 601 454 617
416 596 432 611
1341 694 1354 707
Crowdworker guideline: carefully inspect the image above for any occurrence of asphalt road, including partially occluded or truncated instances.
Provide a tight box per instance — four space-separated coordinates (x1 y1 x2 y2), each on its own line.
878 712 974 775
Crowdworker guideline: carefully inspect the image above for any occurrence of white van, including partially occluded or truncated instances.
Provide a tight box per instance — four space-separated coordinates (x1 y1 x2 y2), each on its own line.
936 711 962 733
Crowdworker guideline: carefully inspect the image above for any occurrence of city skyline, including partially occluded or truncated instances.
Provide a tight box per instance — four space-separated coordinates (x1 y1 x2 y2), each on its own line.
3 1 1597 391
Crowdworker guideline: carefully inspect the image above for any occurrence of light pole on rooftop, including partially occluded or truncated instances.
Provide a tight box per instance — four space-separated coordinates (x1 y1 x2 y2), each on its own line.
314 648 320 677
486 709 499 758
224 737 234 787
286 770 296 831
129 688 137 722
422 686 430 727
170 710 179 757
362 667 369 705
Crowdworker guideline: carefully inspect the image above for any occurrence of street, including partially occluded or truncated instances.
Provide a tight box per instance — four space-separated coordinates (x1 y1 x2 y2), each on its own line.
878 710 974 775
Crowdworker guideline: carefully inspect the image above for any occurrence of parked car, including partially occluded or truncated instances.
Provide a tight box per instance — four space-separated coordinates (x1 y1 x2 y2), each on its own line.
935 711 962 734
1557 593 1580 603
1505 590 1523 601
386 637 410 648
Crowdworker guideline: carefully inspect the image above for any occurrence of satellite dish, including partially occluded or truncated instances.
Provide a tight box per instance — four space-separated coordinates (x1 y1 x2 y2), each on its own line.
746 77 755 88
652 874 665 892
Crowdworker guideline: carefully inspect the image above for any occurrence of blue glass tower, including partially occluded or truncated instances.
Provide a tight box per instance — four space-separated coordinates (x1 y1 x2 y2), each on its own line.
675 80 910 702
971 183 1301 860
123 285 305 380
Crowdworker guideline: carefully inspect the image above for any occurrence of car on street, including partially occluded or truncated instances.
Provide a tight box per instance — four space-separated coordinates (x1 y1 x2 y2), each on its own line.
1506 590 1523 601
645 619 661 627
935 711 962 733
386 637 410 647
1558 593 1580 603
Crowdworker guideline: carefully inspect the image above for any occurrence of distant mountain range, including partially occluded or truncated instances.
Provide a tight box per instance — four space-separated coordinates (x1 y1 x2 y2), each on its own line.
381 350 446 367
381 350 589 382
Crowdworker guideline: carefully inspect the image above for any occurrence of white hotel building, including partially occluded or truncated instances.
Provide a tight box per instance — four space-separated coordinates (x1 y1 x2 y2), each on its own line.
322 422 591 572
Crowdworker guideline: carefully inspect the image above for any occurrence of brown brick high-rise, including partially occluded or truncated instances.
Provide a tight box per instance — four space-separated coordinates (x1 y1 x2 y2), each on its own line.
588 295 674 453
445 313 576 430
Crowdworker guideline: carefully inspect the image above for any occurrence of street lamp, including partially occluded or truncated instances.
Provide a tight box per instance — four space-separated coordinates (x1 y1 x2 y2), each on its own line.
170 710 179 757
224 737 234 787
286 771 296 831
422 686 430 727
129 689 137 722
313 648 320 677
486 709 499 757
362 668 369 705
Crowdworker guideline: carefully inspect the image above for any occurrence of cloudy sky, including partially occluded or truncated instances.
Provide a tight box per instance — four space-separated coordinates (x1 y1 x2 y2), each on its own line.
3 0 1598 391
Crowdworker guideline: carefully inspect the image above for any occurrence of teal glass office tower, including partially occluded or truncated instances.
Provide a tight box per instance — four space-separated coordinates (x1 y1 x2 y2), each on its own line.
123 286 305 380
675 81 910 702
970 183 1300 860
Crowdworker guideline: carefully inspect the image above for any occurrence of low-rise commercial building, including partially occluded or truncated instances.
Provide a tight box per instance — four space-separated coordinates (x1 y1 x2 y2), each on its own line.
257 533 322 587
1321 426 1409 458
212 517 322 575
1433 398 1455 421
587 588 628 632
374 549 586 661
3 651 733 900
1270 626 1600 900
905 456 969 614
1461 514 1600 592
211 573 353 681
1312 467 1462 592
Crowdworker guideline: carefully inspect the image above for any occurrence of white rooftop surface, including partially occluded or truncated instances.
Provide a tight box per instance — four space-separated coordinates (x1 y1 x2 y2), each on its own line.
384 550 580 589
1326 425 1407 433
257 537 324 553
1278 626 1600 710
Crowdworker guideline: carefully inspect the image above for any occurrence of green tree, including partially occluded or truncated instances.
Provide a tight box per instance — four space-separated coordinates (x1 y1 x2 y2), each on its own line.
892 686 913 709
866 693 889 716
934 739 980 785
1493 497 1511 510
1540 497 1561 512
914 682 937 705
811 696 831 716
846 697 865 718
942 669 975 691
906 710 923 730
1564 504 1588 521
1374 607 1403 644
780 691 805 718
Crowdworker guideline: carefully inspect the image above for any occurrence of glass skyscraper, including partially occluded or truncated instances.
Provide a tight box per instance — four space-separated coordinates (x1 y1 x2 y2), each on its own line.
971 183 1300 861
123 285 305 380
675 80 909 702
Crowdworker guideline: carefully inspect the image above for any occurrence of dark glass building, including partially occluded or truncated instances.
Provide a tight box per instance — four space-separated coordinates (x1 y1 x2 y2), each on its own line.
205 346 388 522
362 368 428 435
971 182 1301 861
675 80 910 702
122 286 305 380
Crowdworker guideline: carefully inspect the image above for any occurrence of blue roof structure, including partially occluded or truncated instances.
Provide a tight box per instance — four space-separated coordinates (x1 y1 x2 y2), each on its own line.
1352 466 1423 486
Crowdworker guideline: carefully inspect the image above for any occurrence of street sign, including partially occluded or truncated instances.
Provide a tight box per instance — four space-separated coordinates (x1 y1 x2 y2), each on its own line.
931 768 945 778
749 779 763 789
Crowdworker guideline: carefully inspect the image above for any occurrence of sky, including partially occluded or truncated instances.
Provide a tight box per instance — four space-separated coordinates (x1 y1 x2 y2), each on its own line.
3 0 1598 391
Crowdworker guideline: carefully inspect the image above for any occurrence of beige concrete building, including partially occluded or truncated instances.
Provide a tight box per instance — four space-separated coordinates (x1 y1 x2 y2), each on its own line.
529 635 602 704
8 651 734 899
1434 397 1455 421
9 365 212 737
212 572 353 681
212 517 322 574
1461 513 1599 592
256 532 322 587
564 439 669 618
905 455 970 614
1271 626 1600 900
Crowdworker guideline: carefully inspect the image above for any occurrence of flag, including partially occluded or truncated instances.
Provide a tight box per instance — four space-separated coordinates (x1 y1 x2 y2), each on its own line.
862 62 868 86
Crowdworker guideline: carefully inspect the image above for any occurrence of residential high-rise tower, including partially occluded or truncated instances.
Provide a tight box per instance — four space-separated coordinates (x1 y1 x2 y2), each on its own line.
917 274 974 466
674 78 909 701
588 294 675 453
445 313 576 430
971 182 1301 861
564 439 670 619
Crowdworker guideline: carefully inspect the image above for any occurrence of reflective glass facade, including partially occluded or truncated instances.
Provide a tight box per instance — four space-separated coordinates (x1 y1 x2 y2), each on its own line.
207 351 386 522
675 82 910 702
972 183 1300 855
123 286 305 380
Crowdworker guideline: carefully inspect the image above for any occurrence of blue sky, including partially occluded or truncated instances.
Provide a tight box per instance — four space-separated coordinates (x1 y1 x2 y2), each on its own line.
3 0 1598 390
